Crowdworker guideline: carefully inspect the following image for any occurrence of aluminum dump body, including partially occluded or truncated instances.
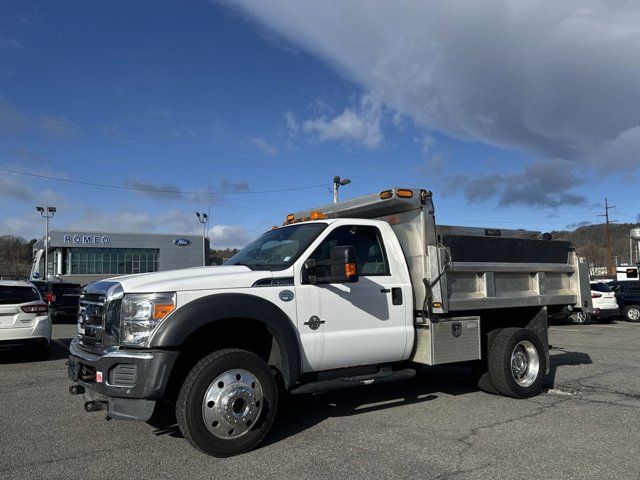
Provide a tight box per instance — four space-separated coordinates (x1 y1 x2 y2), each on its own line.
292 188 592 315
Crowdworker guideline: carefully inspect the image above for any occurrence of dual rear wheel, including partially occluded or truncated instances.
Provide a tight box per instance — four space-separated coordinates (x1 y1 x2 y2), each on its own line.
475 327 547 398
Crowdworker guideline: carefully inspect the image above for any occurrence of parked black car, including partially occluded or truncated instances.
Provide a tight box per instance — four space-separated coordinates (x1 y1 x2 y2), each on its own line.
607 280 640 322
30 280 81 322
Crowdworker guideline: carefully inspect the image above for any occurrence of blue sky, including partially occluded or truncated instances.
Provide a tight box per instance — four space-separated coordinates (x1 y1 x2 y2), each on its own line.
1 1 639 247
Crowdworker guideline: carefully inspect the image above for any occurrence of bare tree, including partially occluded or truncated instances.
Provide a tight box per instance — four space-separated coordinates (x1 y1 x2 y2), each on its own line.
0 235 36 280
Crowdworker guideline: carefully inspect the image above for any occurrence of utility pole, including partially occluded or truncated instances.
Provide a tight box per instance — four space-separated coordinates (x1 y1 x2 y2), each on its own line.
196 212 208 266
598 198 616 277
36 206 56 280
333 176 351 204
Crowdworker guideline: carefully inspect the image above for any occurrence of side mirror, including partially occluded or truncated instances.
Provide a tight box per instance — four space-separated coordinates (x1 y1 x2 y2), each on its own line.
304 245 359 284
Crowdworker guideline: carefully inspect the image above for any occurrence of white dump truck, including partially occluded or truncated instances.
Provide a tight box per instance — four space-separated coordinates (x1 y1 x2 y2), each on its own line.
67 188 592 456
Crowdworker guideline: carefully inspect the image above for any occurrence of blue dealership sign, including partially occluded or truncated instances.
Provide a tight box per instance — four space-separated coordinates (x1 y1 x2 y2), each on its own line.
173 238 192 247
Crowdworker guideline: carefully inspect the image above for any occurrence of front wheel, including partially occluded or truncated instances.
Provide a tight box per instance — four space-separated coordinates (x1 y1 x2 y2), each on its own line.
623 305 640 323
176 349 278 457
488 328 547 398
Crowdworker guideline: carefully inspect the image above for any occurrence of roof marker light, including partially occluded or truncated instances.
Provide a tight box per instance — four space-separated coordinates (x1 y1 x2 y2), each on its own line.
310 211 326 220
397 189 414 198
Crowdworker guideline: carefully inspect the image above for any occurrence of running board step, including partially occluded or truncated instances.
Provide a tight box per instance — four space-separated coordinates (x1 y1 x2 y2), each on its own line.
290 368 416 395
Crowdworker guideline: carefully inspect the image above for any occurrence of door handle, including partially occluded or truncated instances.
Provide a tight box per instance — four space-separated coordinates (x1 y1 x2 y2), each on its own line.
391 287 403 305
380 288 391 293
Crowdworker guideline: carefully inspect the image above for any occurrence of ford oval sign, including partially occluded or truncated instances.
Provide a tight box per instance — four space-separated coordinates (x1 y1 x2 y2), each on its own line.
173 238 192 247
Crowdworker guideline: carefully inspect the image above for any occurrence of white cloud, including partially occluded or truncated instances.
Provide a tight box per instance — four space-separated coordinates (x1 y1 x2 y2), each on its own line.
0 176 33 201
1 205 256 249
284 111 298 138
0 37 23 50
302 95 383 148
594 125 640 172
0 216 43 240
249 136 278 155
0 175 68 207
209 224 254 249
224 1 640 169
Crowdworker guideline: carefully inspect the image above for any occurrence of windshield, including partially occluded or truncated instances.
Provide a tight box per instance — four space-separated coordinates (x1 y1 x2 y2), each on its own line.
225 223 328 270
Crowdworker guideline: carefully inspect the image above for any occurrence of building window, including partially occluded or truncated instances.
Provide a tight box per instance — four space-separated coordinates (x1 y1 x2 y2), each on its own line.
65 248 159 275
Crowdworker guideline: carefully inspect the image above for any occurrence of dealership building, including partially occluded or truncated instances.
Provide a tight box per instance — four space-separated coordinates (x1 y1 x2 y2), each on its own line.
32 230 208 285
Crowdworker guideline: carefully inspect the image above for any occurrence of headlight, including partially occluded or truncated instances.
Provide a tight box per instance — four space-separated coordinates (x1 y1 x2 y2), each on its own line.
121 292 176 347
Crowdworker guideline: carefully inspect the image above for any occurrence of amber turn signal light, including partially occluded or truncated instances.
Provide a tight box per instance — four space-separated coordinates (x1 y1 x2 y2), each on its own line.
345 263 357 277
153 303 175 320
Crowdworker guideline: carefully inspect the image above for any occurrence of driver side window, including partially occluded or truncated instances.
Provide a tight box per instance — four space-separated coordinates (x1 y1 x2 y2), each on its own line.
308 225 390 277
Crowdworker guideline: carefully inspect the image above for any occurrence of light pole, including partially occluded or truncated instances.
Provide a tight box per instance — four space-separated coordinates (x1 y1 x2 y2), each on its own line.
36 206 56 280
196 212 208 266
333 176 351 204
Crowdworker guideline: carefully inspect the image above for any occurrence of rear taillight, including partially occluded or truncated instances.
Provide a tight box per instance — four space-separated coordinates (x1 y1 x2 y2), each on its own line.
21 304 49 314
591 293 602 298
44 292 56 303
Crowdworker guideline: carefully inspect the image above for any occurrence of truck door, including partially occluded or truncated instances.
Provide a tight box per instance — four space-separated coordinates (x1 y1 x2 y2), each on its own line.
295 224 408 372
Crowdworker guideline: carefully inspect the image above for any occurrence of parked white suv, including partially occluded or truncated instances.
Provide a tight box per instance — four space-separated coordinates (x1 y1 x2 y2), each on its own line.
0 280 52 356
590 281 619 323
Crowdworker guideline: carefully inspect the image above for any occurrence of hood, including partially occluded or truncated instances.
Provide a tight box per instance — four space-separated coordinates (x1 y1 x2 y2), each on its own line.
112 265 273 293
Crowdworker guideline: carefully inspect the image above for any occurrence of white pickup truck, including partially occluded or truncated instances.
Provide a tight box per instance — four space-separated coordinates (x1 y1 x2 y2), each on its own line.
67 188 592 457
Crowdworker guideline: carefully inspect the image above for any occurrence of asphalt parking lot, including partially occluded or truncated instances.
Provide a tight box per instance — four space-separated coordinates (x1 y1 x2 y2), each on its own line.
1 321 639 480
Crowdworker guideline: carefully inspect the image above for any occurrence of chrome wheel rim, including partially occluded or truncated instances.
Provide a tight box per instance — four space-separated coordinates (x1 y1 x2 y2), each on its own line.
628 308 640 321
202 369 263 439
510 340 540 387
575 311 587 323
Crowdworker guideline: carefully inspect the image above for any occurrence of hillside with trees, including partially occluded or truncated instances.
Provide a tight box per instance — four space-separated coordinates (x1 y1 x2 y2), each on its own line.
210 248 239 265
551 222 639 270
0 235 37 280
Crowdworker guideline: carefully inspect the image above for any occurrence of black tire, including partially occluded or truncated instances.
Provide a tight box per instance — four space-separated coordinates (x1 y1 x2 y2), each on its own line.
571 311 591 325
623 305 640 323
488 328 547 399
176 349 278 457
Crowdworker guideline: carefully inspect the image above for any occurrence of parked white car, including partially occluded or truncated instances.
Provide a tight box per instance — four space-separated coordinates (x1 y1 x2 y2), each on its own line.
590 281 619 323
0 280 52 356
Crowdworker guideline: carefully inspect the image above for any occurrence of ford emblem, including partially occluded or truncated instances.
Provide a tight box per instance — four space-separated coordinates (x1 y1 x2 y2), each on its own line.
173 238 192 247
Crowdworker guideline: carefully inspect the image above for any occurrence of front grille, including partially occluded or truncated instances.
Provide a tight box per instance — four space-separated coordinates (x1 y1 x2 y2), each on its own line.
78 293 105 349
82 293 103 303
77 281 122 352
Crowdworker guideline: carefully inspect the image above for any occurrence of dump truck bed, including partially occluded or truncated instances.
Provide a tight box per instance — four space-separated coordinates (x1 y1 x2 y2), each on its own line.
292 188 592 315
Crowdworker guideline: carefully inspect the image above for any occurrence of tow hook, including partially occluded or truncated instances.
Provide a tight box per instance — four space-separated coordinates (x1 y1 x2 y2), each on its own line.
69 384 85 395
84 400 107 413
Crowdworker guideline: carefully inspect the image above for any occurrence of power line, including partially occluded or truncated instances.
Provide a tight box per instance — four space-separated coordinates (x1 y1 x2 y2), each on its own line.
0 111 400 184
3 164 604 223
0 166 329 196
609 199 640 212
